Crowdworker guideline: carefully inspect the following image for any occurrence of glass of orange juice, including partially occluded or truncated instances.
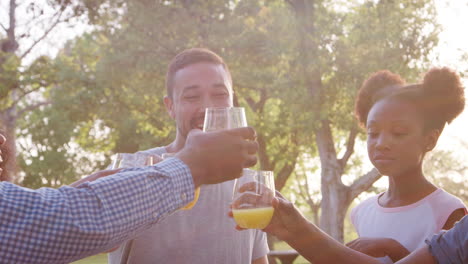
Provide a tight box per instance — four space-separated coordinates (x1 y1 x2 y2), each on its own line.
232 169 275 229
162 152 200 210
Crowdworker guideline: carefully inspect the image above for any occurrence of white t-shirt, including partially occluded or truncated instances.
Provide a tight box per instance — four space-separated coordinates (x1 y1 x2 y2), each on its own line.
108 147 269 264
351 188 466 264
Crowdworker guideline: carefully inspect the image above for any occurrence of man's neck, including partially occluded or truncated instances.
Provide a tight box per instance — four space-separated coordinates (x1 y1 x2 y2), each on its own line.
165 134 186 153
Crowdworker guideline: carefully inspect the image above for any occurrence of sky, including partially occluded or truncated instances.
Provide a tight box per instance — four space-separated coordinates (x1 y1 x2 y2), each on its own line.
431 0 468 155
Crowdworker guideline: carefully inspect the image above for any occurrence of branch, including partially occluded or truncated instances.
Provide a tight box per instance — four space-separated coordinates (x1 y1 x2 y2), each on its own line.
284 0 296 10
20 9 64 60
0 22 7 32
244 96 257 111
243 88 268 113
276 158 298 191
17 100 52 117
296 169 321 225
315 119 338 169
338 123 359 168
349 168 381 200
297 175 314 207
302 171 318 208
257 133 272 170
12 85 47 106
257 88 268 113
275 131 300 191
8 0 16 40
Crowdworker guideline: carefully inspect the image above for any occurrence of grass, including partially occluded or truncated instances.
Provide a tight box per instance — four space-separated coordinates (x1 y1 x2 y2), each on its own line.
71 254 107 264
73 251 308 264
273 241 308 264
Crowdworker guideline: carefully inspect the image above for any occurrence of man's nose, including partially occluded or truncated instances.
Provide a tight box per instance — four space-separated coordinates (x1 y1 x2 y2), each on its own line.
201 96 217 109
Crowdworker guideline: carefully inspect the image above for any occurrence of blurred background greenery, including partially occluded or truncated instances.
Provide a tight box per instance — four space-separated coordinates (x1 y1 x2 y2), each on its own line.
1 0 467 263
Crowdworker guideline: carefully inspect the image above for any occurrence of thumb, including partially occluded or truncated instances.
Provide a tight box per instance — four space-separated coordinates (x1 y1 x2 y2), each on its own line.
274 196 301 221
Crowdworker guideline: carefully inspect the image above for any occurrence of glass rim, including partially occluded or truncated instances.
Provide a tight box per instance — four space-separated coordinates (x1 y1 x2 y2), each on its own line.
242 169 274 177
205 106 245 111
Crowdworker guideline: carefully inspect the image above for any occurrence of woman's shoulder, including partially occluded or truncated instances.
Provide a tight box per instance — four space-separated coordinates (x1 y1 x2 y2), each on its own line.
429 188 466 208
350 194 380 223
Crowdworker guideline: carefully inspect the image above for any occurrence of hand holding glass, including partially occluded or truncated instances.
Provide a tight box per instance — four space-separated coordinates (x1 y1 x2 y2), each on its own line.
174 107 248 210
232 170 275 229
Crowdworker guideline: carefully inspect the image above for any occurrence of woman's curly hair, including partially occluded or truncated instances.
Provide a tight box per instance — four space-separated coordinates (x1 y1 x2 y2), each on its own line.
355 67 465 131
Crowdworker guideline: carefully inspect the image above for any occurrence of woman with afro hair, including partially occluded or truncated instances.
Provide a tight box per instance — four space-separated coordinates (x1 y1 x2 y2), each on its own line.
348 67 467 263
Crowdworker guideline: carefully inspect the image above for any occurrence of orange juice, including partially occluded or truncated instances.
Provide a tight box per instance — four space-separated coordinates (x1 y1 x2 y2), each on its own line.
181 187 200 210
232 207 274 229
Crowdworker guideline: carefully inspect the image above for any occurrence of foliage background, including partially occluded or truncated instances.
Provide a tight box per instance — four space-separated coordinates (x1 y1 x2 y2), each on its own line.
1 0 467 262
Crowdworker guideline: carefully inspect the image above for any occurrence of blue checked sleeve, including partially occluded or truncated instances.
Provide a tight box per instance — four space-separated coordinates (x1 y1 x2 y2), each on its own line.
0 158 195 264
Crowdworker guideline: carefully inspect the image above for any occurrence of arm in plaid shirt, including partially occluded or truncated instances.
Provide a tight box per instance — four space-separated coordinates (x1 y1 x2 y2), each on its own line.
0 158 195 264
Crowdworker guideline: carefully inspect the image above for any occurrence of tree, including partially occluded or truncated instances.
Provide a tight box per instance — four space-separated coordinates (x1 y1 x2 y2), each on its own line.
424 142 468 202
0 0 86 181
40 0 305 189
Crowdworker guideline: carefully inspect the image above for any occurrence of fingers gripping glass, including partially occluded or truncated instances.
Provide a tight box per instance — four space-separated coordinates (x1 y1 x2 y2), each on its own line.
232 169 275 229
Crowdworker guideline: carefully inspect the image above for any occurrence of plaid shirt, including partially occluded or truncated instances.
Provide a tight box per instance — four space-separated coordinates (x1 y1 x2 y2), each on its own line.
0 158 194 264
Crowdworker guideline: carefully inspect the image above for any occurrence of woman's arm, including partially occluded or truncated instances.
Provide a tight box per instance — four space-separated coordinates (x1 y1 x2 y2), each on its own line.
442 208 466 230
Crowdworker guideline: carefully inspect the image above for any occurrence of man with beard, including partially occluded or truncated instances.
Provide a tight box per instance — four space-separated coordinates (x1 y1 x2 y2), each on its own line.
109 48 269 264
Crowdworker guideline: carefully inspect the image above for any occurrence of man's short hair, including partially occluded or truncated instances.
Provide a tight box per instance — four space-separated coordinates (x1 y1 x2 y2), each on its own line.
166 48 233 98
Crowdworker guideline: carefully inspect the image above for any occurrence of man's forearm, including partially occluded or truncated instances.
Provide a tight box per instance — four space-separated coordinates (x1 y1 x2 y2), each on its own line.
0 158 195 264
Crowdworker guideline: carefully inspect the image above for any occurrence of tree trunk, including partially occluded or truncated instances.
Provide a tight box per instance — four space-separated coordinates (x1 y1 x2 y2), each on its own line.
315 120 350 242
315 119 381 241
319 180 350 242
0 106 18 182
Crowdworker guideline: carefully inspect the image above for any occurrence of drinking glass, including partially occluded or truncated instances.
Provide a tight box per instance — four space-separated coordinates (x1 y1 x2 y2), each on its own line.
111 152 154 169
110 152 155 264
177 107 248 210
232 169 275 229
203 107 247 132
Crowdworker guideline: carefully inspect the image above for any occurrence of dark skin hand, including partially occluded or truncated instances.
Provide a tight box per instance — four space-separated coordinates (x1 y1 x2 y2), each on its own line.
346 208 466 262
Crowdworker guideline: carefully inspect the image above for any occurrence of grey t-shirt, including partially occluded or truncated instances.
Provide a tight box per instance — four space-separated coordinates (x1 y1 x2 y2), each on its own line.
109 147 269 264
426 214 468 264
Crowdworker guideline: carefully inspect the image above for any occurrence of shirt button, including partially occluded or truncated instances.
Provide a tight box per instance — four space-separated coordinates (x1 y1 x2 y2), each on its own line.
181 192 187 201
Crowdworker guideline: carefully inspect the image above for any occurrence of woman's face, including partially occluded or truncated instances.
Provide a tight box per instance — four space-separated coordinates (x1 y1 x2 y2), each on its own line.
366 98 431 177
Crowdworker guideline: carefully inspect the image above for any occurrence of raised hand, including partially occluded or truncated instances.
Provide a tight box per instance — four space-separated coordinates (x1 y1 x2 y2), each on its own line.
230 185 308 243
177 127 258 187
